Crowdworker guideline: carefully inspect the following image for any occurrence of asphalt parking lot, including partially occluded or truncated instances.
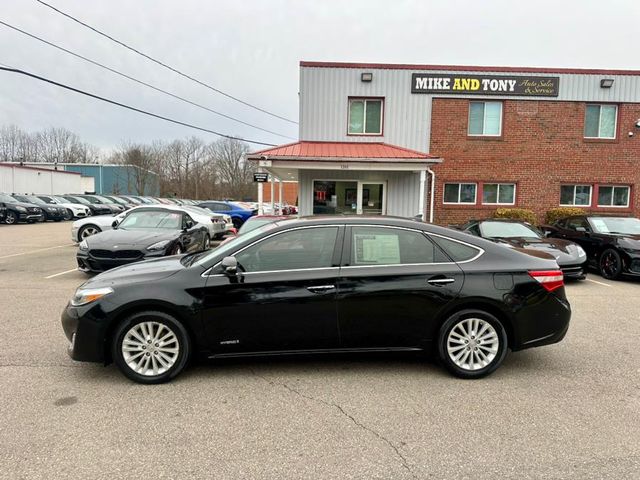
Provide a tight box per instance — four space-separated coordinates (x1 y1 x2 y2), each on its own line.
0 221 639 479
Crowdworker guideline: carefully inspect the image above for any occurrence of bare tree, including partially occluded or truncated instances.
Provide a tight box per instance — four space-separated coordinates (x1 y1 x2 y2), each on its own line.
36 127 87 163
115 142 160 195
209 138 251 199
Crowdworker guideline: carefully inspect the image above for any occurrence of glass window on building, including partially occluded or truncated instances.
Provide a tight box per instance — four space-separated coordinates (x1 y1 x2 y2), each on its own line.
443 183 477 204
597 186 630 207
468 101 502 136
560 185 592 206
348 99 383 134
482 183 516 204
584 105 617 139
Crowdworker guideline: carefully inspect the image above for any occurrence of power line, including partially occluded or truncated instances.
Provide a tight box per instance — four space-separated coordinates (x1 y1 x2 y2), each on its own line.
0 20 296 140
0 65 277 146
35 0 298 125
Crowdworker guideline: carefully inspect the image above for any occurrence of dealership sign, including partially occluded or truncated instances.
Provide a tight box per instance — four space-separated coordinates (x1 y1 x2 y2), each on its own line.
253 172 269 183
411 73 559 97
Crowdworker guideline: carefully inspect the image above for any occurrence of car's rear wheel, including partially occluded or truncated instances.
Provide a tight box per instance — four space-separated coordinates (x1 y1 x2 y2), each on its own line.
112 311 190 384
171 244 183 255
63 209 73 221
438 310 508 379
5 211 17 224
599 248 623 280
78 224 101 240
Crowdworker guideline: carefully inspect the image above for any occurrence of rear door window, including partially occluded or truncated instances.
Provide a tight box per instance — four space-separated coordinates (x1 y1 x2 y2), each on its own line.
349 226 447 265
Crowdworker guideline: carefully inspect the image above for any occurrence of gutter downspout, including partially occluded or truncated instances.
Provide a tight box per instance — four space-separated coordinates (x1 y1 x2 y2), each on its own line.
427 167 435 224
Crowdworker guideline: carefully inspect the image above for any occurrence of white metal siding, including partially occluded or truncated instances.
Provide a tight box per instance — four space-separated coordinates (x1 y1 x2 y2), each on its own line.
298 170 421 217
0 165 82 194
300 66 640 152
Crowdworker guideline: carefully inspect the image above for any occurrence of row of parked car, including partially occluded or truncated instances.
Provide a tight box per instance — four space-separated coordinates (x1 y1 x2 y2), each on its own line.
454 215 640 281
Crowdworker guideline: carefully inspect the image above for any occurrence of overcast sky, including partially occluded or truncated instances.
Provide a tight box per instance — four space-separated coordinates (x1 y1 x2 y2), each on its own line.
0 0 638 152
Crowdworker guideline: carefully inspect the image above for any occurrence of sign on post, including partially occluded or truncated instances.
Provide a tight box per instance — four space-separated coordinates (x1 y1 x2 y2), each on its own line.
253 172 269 183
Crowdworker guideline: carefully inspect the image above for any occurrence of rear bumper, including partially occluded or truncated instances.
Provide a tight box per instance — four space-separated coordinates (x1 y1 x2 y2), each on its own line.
511 293 571 351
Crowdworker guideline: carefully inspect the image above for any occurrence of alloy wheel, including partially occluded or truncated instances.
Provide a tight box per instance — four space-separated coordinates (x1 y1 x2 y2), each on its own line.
63 209 73 221
5 212 16 224
121 321 180 377
203 235 211 250
79 225 100 239
446 317 499 371
599 250 621 279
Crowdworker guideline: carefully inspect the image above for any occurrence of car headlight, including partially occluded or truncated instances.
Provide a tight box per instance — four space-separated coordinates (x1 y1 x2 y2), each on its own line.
15 206 26 212
79 240 88 251
147 240 171 251
70 286 113 306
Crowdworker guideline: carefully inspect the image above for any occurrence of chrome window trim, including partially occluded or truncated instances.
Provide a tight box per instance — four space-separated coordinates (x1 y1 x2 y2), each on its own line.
201 223 485 277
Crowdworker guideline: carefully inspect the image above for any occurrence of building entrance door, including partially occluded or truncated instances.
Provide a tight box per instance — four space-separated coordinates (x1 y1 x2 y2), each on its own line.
359 182 385 215
312 180 387 215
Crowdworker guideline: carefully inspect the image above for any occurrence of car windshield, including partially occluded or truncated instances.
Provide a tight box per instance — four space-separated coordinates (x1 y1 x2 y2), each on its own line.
104 196 126 205
83 196 105 204
0 193 18 203
38 196 56 204
53 196 70 204
589 217 640 235
66 196 91 205
481 221 541 239
24 195 47 205
118 210 182 230
12 195 32 203
190 222 279 267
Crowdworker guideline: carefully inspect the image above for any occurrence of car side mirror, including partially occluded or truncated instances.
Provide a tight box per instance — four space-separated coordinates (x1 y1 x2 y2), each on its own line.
183 220 194 231
575 226 586 232
221 256 238 275
111 220 119 228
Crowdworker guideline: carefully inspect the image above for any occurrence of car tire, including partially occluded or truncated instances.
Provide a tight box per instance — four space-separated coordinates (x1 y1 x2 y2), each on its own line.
5 211 17 225
202 234 211 251
78 224 101 240
112 311 191 384
232 217 243 229
171 244 184 255
437 309 508 379
63 209 73 221
599 248 623 280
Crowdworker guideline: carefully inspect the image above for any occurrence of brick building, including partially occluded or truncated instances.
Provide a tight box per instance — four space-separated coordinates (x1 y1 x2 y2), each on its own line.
248 62 640 224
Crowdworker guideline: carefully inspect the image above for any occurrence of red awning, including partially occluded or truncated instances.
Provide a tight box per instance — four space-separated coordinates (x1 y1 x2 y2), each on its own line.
248 141 439 162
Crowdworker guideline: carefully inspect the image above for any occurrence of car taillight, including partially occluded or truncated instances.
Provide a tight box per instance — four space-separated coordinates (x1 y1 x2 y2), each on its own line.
528 270 564 292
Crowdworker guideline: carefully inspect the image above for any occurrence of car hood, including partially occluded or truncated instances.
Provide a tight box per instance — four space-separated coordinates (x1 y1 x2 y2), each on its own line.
86 229 178 248
82 255 187 288
493 237 584 265
7 201 41 209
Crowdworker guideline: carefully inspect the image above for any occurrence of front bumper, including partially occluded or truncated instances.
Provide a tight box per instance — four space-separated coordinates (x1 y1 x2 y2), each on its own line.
559 263 586 280
19 213 45 222
62 303 107 363
77 249 165 273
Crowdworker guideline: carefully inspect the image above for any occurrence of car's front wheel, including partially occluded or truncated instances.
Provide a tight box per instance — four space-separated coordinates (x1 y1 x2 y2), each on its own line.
78 224 101 240
437 310 508 379
112 311 191 384
63 209 73 221
599 248 623 280
5 211 17 224
202 234 211 251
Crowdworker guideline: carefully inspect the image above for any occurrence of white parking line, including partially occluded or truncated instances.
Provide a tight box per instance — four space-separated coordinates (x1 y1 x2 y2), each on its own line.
586 278 612 287
0 244 74 260
45 268 78 279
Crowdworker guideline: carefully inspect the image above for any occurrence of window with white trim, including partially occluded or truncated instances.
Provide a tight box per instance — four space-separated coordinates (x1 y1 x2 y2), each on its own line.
348 98 383 135
597 186 630 207
444 183 477 204
560 185 592 206
584 104 617 139
468 101 502 136
482 183 516 205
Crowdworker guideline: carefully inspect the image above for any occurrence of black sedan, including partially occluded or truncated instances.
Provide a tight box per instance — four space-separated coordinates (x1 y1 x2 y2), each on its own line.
62 216 571 384
543 215 640 280
63 195 112 216
77 208 209 273
461 219 587 279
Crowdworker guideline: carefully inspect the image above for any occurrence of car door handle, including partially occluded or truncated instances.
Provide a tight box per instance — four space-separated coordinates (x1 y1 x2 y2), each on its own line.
307 285 336 293
427 277 455 286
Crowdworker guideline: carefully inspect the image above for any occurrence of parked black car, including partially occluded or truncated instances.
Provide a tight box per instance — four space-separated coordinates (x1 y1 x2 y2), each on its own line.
77 194 125 214
63 195 112 216
76 208 209 273
11 194 65 222
0 192 44 224
460 219 587 279
542 215 640 279
0 202 6 223
62 216 571 384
